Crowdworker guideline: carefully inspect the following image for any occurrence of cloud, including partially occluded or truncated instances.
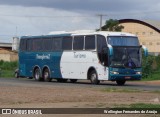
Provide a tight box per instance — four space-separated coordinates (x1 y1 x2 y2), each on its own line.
0 5 100 42
0 0 159 13
0 0 160 42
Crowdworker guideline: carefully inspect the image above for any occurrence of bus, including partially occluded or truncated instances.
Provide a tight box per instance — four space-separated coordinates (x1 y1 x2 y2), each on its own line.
17 31 148 85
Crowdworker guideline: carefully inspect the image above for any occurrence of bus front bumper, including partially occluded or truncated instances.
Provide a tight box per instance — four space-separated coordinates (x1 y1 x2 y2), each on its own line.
109 74 141 81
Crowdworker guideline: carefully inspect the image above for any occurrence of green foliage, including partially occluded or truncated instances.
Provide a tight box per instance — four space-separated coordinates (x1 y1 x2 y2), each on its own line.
142 55 160 80
130 103 160 108
101 19 124 32
0 60 18 70
142 55 154 78
0 61 18 77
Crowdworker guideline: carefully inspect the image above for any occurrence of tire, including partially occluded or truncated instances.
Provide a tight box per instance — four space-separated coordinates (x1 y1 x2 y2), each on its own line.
43 69 52 82
70 79 77 83
116 80 126 85
34 68 42 81
89 70 100 85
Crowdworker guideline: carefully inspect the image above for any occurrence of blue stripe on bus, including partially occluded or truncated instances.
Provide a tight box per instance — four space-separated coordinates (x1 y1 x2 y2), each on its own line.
51 52 63 78
19 51 63 78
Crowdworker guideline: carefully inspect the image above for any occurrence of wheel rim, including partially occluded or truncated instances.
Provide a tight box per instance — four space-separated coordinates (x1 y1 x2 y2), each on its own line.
91 73 97 82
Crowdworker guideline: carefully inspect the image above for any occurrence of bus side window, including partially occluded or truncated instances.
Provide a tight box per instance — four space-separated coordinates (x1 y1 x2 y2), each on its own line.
73 36 84 50
97 35 108 66
62 36 72 50
85 35 95 50
27 39 33 51
53 38 62 51
33 39 43 51
20 39 27 51
43 38 53 51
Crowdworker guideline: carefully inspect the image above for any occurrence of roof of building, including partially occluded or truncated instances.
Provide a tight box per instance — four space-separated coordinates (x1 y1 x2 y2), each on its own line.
0 42 12 48
119 19 160 33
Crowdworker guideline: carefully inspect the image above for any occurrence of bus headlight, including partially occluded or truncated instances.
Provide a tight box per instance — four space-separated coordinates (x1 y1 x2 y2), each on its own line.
111 71 119 74
136 72 141 75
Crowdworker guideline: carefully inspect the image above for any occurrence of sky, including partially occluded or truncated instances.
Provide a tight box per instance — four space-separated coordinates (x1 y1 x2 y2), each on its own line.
0 0 160 42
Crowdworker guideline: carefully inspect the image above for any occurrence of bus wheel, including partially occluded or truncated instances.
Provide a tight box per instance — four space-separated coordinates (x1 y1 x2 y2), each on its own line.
34 68 42 81
70 79 77 83
89 70 100 85
43 69 52 82
116 80 126 85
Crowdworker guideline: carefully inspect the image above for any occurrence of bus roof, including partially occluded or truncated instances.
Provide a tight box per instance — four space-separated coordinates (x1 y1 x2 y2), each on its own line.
21 31 137 39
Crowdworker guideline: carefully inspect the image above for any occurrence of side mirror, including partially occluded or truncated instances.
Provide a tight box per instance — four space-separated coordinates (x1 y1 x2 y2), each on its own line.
142 45 148 57
108 44 113 56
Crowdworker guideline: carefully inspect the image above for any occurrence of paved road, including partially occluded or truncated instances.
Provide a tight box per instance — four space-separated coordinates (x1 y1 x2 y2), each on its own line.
0 78 159 91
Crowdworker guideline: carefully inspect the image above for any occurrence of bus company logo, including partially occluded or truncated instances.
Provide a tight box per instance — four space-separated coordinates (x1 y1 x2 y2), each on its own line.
74 53 86 58
36 54 51 60
2 109 11 114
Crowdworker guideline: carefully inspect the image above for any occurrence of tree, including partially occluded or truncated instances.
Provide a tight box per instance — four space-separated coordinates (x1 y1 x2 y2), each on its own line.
101 19 124 32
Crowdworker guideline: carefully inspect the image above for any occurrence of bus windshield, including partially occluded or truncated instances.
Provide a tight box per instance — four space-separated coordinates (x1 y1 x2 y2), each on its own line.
110 47 141 68
108 36 139 46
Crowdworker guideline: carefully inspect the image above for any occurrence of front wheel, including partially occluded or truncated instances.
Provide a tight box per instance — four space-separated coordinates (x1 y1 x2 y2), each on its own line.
116 80 126 85
89 70 100 85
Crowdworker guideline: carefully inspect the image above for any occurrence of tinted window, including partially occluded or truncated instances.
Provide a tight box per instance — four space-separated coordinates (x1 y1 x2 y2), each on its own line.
43 37 53 51
85 35 95 50
62 36 72 50
73 36 84 50
97 35 108 66
97 35 107 52
27 39 33 51
107 36 139 46
53 37 62 51
32 38 43 51
20 39 26 51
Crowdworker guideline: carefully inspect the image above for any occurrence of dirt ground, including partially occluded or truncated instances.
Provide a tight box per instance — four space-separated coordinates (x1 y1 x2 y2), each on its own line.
0 79 160 117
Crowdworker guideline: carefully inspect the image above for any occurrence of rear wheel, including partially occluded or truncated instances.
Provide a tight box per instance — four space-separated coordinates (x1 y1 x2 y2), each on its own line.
89 70 100 85
34 68 42 81
116 80 126 85
43 68 52 82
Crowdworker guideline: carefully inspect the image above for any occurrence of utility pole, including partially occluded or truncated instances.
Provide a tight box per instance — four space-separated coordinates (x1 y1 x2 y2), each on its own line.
97 14 107 31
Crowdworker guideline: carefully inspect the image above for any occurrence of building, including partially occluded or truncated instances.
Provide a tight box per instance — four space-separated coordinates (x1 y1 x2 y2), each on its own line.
119 19 160 55
0 42 18 62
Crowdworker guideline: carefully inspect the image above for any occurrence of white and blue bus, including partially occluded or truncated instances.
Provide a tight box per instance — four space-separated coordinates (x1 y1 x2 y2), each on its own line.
18 31 148 85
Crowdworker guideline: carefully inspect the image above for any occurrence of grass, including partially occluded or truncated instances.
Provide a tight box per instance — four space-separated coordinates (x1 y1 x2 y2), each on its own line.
114 103 160 108
101 87 160 94
0 61 17 78
130 103 160 108
0 70 14 78
102 87 141 93
142 71 160 81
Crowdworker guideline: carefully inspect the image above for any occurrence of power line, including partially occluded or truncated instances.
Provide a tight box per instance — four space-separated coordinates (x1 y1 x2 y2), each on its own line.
0 14 97 18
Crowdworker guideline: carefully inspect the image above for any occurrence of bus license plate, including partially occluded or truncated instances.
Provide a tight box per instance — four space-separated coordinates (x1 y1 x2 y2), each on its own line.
125 76 131 79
